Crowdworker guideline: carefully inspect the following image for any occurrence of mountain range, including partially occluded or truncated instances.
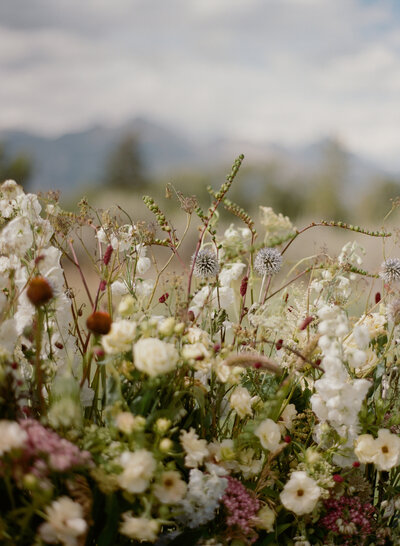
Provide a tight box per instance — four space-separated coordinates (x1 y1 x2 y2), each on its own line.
0 117 397 196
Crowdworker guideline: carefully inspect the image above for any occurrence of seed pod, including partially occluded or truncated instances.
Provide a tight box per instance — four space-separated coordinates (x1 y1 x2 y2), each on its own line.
27 276 53 307
86 311 112 335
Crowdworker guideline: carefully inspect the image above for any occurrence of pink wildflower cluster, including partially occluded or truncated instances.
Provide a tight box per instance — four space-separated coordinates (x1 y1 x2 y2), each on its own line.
18 419 91 477
321 495 375 544
221 476 260 543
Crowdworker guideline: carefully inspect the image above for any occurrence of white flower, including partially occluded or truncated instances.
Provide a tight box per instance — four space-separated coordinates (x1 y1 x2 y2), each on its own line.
0 216 33 257
158 317 176 337
133 337 178 377
180 428 209 468
255 419 282 451
115 412 137 434
255 505 276 532
259 206 294 240
219 263 246 286
120 513 159 543
135 244 151 274
186 327 210 345
353 325 370 350
135 278 154 298
182 342 210 362
354 434 377 464
280 471 321 515
153 470 187 503
230 386 257 418
117 450 156 493
101 320 136 354
0 420 27 455
111 280 129 298
178 468 227 528
373 429 400 470
238 448 264 479
38 496 87 546
355 429 400 471
280 403 297 431
118 294 135 316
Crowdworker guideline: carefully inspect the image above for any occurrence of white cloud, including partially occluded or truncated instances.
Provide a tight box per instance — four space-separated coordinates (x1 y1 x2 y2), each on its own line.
0 0 399 167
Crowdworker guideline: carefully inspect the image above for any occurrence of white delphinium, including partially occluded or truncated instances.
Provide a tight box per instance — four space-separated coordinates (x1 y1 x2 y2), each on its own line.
102 320 137 354
280 471 321 515
180 428 209 468
230 386 258 419
38 496 87 546
117 450 156 493
0 420 27 455
120 513 159 543
178 468 227 528
255 419 283 452
311 305 370 465
133 338 178 377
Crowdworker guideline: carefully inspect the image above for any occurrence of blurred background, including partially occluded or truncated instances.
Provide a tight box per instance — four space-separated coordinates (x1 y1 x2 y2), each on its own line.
1 0 400 225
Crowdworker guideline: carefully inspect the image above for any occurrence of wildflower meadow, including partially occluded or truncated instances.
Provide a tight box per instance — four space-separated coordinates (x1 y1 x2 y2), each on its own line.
1 155 400 545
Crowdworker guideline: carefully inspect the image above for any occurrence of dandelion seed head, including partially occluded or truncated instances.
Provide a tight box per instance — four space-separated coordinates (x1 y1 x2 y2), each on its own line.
254 247 282 276
193 249 219 278
381 258 400 283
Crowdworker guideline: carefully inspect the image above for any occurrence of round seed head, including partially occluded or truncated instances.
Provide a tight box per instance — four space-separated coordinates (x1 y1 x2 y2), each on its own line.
193 249 219 278
86 311 112 335
380 258 400 283
254 247 282 276
27 276 53 306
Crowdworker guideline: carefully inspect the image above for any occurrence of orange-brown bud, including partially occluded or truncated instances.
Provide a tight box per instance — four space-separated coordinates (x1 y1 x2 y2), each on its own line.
27 276 53 306
86 311 112 335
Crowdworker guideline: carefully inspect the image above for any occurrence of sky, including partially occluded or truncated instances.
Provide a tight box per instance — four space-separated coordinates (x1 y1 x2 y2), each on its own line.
1 0 400 168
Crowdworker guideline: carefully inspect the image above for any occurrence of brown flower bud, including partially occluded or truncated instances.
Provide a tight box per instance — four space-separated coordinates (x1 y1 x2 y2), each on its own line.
86 311 112 335
27 276 53 306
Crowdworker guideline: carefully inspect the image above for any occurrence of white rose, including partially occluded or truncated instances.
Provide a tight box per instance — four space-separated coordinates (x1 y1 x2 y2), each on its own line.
255 418 282 451
133 338 178 377
102 320 136 354
280 471 321 515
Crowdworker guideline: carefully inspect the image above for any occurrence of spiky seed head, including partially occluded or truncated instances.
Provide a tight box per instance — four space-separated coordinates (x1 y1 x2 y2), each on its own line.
193 249 219 278
254 247 283 276
387 298 400 325
380 258 400 284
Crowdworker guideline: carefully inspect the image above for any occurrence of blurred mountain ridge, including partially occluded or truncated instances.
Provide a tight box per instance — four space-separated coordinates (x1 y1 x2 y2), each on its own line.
0 117 395 195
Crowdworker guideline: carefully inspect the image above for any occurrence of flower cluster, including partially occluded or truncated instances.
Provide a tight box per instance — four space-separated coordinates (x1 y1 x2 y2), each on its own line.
0 169 400 546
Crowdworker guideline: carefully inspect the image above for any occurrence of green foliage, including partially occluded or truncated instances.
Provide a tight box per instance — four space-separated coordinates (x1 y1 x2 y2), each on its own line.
103 132 148 191
0 143 32 189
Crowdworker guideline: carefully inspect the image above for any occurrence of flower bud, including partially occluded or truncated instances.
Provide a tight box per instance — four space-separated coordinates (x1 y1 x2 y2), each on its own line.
86 311 112 335
27 276 53 306
159 438 173 452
